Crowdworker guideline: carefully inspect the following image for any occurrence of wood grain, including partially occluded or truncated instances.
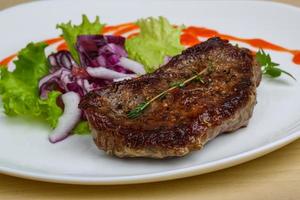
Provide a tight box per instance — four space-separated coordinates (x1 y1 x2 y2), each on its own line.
0 0 300 200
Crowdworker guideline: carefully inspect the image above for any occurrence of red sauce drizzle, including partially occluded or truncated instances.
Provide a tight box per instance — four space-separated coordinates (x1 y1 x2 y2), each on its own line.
127 32 139 39
57 42 68 51
103 23 137 34
0 54 17 66
180 33 200 46
44 37 63 45
182 26 300 64
292 51 300 64
1 23 300 66
113 25 139 36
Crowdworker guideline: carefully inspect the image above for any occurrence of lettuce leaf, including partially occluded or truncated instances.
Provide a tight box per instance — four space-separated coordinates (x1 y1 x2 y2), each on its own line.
125 17 184 73
73 121 90 135
57 15 105 62
0 42 62 128
40 91 62 128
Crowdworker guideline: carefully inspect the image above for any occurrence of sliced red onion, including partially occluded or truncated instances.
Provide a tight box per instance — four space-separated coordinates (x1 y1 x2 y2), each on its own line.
105 35 126 46
39 69 68 99
76 35 142 78
83 79 93 92
49 92 81 143
39 68 64 88
118 57 146 75
39 68 73 99
86 67 137 80
98 43 127 58
61 70 72 89
66 82 85 97
48 54 57 67
48 51 76 72
76 35 127 68
113 76 135 82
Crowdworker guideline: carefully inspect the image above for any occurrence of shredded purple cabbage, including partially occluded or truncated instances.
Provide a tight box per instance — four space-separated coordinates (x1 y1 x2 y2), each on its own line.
48 50 75 72
39 35 140 100
38 34 146 143
39 51 92 99
76 35 127 68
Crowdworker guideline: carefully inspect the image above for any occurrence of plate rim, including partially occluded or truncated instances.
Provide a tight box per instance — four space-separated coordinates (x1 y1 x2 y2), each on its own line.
1 131 299 185
0 0 300 185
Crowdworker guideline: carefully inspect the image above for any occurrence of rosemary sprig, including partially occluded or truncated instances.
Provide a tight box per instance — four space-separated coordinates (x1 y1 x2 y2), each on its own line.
127 102 149 119
127 67 210 119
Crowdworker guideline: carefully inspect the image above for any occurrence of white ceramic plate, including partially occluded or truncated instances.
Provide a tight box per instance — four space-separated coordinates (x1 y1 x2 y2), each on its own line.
0 0 300 185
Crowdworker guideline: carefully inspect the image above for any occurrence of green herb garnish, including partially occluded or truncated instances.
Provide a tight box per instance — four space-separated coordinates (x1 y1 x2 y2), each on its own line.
169 81 185 88
127 67 210 119
127 102 151 119
256 49 296 80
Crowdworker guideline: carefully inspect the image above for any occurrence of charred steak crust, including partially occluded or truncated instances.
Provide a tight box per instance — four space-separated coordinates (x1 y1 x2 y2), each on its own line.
79 37 262 158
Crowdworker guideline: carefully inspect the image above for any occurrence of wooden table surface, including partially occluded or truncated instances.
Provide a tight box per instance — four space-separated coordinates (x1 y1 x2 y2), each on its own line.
1 0 300 199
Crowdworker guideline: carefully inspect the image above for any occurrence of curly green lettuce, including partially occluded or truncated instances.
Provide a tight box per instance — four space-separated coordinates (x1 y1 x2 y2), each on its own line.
0 16 185 136
57 14 105 62
125 17 184 73
73 121 90 135
0 42 62 128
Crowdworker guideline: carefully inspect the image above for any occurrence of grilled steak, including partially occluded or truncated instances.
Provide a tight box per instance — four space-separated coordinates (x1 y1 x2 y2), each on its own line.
79 37 262 158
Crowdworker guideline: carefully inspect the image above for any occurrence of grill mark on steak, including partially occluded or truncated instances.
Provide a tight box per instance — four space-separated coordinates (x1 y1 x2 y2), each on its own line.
79 37 262 158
